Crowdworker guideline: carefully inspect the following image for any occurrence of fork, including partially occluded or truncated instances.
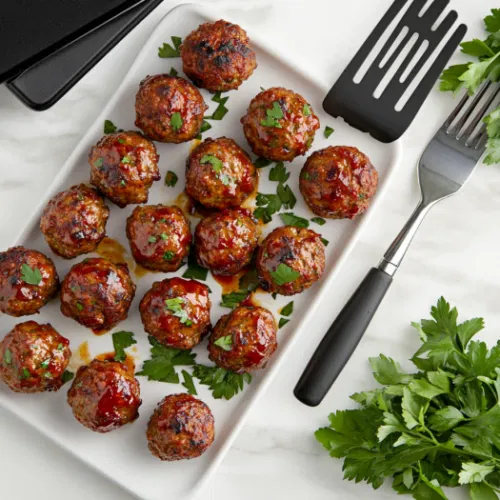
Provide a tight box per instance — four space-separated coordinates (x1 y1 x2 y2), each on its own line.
294 85 496 407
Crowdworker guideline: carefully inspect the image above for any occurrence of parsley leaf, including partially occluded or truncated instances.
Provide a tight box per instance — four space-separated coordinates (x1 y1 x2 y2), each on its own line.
303 103 312 116
104 119 118 134
165 297 193 326
181 369 197 395
3 349 12 364
485 8 500 33
269 162 290 182
192 364 251 400
206 92 229 121
20 264 42 285
112 331 137 362
270 263 300 285
279 212 309 228
277 183 297 209
214 335 233 351
169 67 178 77
260 101 284 128
321 237 329 246
279 318 290 329
201 154 224 172
61 370 74 384
254 157 273 168
311 217 326 226
165 171 178 187
281 301 294 316
158 36 182 58
182 247 208 281
254 192 282 223
324 126 335 138
170 112 183 131
220 291 249 309
196 119 212 139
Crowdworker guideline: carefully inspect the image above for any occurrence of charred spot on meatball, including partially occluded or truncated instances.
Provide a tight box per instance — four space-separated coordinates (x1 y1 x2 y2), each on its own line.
89 131 160 208
146 393 214 461
256 226 325 296
60 258 135 334
300 145 378 219
241 87 320 162
135 74 208 143
126 205 191 272
186 137 257 209
40 184 109 258
208 305 277 373
0 321 71 393
180 19 257 92
140 277 211 350
0 246 59 317
67 359 141 433
194 208 258 275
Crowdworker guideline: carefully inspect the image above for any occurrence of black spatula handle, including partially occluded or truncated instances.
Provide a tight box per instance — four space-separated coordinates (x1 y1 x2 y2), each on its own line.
294 267 392 407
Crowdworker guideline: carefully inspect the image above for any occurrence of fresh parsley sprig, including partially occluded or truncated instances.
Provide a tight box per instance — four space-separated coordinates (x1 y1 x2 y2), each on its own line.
158 36 182 58
192 364 252 400
112 331 136 362
21 264 42 285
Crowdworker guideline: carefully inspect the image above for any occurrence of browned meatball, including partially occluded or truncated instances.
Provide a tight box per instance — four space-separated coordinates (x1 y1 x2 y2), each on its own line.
241 87 320 162
180 19 257 92
40 184 109 258
0 321 71 393
256 226 325 296
126 205 191 272
140 277 211 350
60 258 135 334
186 137 257 209
300 146 379 219
88 131 160 208
135 74 208 143
147 393 214 461
0 246 58 316
208 306 277 373
67 359 141 433
194 208 258 275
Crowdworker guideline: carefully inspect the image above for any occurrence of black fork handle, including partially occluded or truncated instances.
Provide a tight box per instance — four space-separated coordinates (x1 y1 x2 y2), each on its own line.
294 268 392 407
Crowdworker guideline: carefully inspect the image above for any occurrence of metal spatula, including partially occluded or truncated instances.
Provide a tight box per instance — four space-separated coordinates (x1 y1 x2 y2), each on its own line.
294 0 470 406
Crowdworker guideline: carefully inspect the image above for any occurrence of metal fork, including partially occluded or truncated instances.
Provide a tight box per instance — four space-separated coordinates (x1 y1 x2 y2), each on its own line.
294 86 496 407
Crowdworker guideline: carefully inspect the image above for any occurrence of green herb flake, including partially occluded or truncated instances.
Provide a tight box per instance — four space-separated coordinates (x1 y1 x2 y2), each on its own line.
303 103 312 116
120 180 126 187
192 364 251 400
148 236 157 244
61 371 74 384
277 183 297 209
160 233 169 241
57 343 64 351
269 162 290 183
76 302 84 311
165 171 178 187
118 138 126 144
20 264 43 286
320 237 329 247
280 212 309 228
279 317 290 329
220 291 249 309
311 217 326 226
165 297 193 325
40 358 50 369
121 155 133 164
104 119 117 134
280 301 294 317
94 157 104 168
21 368 30 379
170 112 183 132
260 101 284 128
112 331 137 362
158 36 183 58
182 248 209 281
201 154 224 172
254 157 273 168
270 263 300 286
163 251 175 261
3 349 12 364
181 369 197 395
324 126 335 138
169 67 178 77
214 335 233 351
206 92 229 121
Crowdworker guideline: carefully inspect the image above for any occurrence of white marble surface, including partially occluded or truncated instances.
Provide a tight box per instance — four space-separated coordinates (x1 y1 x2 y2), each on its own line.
1 0 499 499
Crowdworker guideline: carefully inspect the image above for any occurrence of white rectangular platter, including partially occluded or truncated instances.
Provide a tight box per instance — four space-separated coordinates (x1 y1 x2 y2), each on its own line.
0 4 402 500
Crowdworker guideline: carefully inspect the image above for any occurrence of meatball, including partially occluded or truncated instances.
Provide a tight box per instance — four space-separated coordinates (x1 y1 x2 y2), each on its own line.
126 205 191 272
186 137 257 209
0 246 58 316
256 226 325 296
241 87 320 162
135 74 207 143
180 19 257 92
300 146 379 219
194 209 258 275
209 306 277 373
67 359 141 433
60 258 135 333
147 393 214 461
89 131 160 208
0 321 71 393
40 184 109 258
140 277 211 350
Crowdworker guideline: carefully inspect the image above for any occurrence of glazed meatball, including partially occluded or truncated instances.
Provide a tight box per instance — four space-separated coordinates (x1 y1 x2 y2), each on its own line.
67 359 141 432
256 226 325 296
186 137 257 209
126 205 191 272
0 246 58 316
60 258 135 333
140 277 211 350
89 131 160 208
180 19 257 92
194 208 258 275
0 321 71 393
135 74 207 143
300 146 378 219
40 184 109 258
208 305 277 373
241 87 320 162
147 394 214 461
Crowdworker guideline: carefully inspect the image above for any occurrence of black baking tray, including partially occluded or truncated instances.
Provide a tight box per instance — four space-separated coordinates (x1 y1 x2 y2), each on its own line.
6 0 163 110
0 0 149 83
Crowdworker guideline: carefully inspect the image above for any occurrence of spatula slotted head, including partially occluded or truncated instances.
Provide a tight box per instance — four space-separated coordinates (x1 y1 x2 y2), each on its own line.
323 0 467 143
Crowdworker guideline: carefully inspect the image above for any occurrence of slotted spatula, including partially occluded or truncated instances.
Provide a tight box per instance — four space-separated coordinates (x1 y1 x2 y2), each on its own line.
294 0 468 406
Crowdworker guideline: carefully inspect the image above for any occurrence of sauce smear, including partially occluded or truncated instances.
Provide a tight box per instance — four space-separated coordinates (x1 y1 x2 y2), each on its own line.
96 351 136 372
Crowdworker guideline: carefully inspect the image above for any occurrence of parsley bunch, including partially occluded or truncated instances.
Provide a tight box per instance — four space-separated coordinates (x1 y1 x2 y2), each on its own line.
316 298 500 499
440 9 500 164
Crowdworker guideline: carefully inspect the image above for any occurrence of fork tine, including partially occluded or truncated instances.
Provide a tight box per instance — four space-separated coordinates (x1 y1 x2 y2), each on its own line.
472 127 488 151
420 0 449 24
432 8 458 38
443 92 470 130
462 85 500 142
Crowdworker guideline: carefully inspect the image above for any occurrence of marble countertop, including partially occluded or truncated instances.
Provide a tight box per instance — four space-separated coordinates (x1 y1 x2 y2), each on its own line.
1 0 500 499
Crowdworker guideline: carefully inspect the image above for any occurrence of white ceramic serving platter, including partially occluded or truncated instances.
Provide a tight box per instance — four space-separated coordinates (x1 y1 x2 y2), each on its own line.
0 4 402 500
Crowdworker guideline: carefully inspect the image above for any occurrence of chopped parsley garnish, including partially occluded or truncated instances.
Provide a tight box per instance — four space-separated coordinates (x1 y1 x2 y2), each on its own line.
270 263 300 285
158 36 182 58
104 119 118 134
220 291 249 309
112 331 137 362
21 368 30 379
169 67 178 76
269 162 290 183
280 212 309 228
40 358 50 369
281 301 294 317
196 119 212 140
254 157 273 168
260 101 284 128
170 112 183 131
165 297 193 326
254 192 282 223
272 292 278 300
277 183 297 209
201 154 224 172
165 171 178 187
206 91 229 121
182 248 208 281
20 264 42 285
214 335 233 351
192 364 251 400
3 349 12 364
148 236 157 243
120 180 126 187
94 157 104 168
163 251 175 260
181 369 197 395
279 318 290 329
76 302 84 311
239 266 260 292
303 103 312 116
57 343 64 351
61 371 74 384
311 217 326 226
137 335 196 383
321 237 329 247
324 126 335 138
160 233 169 240
118 138 126 144
121 155 133 164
